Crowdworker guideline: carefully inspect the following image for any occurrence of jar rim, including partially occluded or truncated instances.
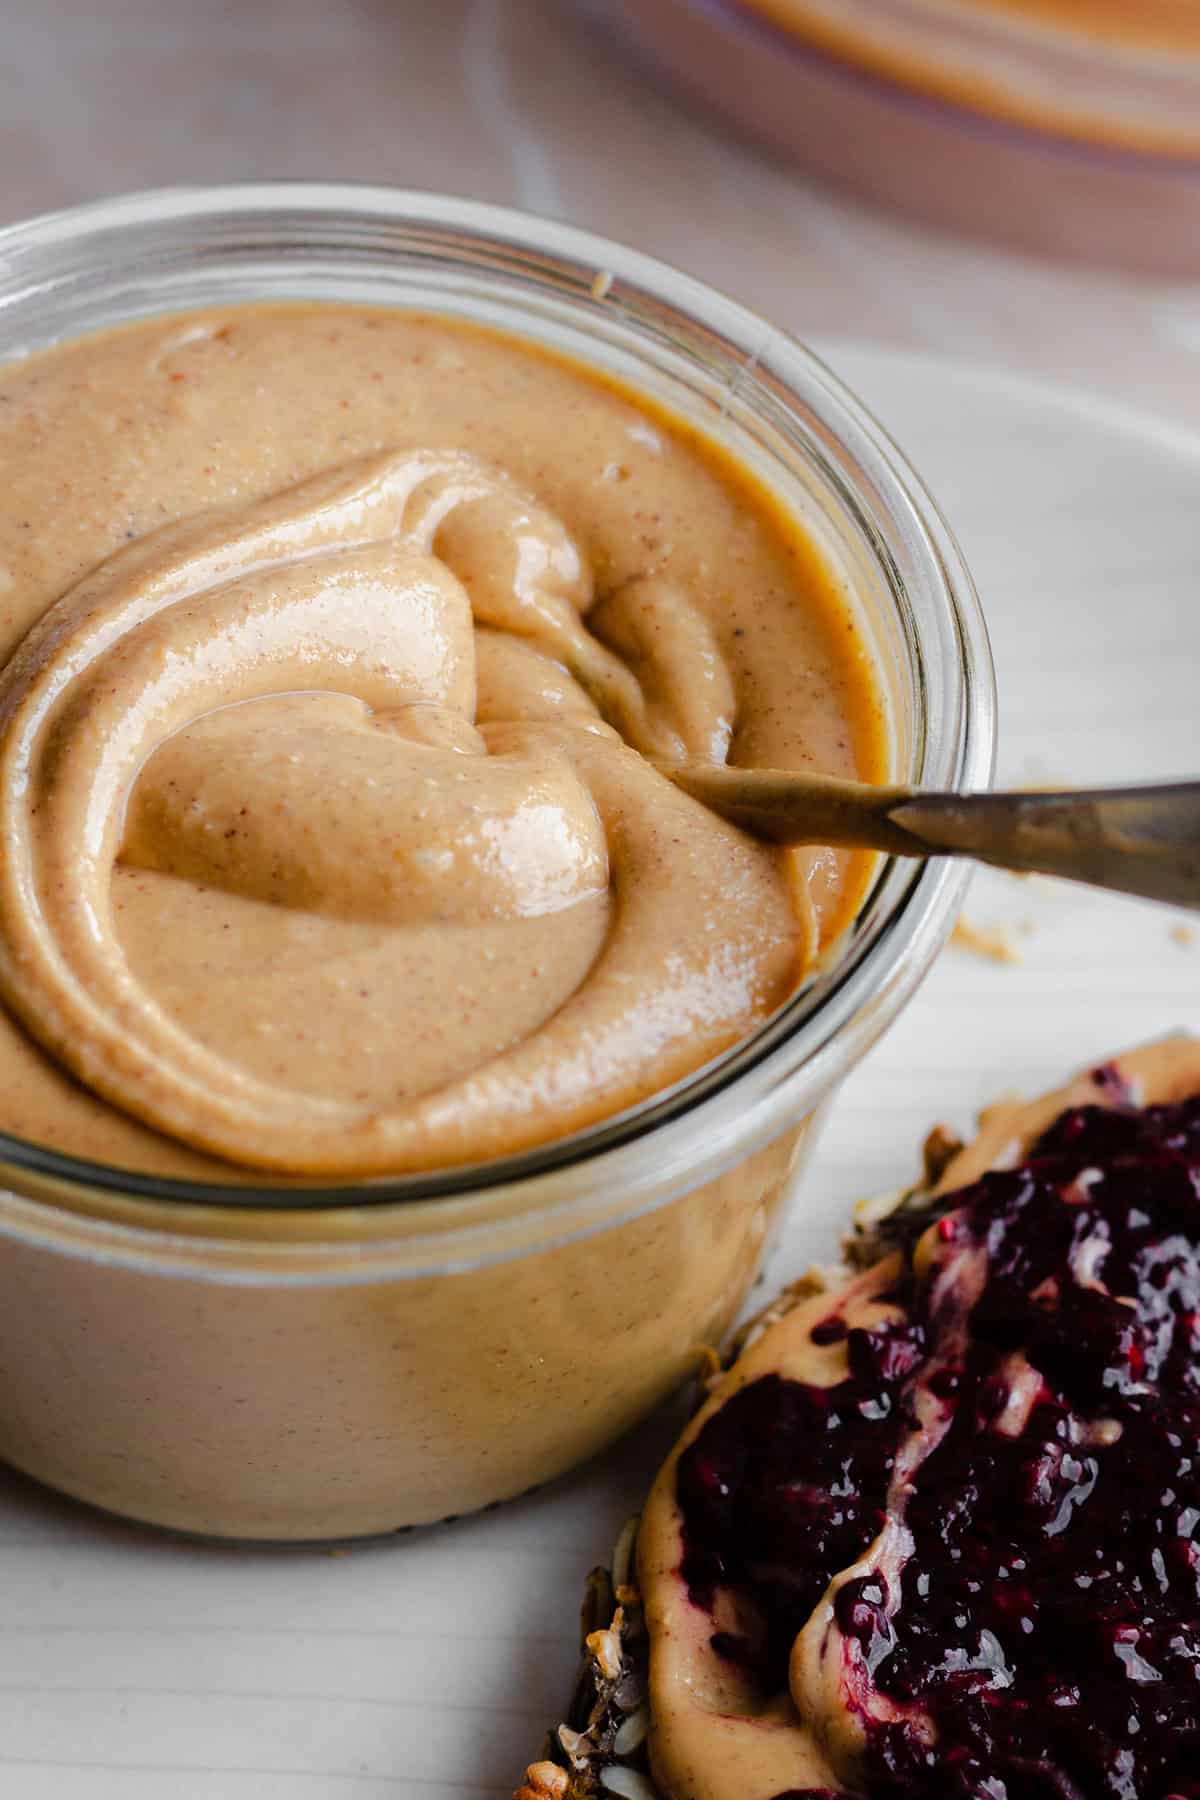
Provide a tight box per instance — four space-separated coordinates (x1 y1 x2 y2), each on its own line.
0 182 996 1254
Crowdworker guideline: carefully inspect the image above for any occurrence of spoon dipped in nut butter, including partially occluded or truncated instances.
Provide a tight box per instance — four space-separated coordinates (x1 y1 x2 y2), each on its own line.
661 765 1200 909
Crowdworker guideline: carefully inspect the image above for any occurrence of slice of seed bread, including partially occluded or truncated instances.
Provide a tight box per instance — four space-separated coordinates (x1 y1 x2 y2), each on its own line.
512 1036 1200 1800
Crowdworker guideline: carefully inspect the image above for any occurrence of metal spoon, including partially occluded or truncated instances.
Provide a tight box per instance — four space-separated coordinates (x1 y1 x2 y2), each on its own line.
660 766 1200 911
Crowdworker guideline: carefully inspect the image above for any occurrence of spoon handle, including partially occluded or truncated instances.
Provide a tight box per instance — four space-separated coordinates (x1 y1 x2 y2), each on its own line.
662 766 1200 910
895 783 1200 910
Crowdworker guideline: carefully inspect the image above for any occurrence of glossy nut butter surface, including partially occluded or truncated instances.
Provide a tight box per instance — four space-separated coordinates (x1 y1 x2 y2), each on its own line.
0 303 883 1178
0 302 885 1535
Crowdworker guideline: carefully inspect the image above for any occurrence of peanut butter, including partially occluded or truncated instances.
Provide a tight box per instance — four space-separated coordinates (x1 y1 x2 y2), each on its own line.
0 304 884 1179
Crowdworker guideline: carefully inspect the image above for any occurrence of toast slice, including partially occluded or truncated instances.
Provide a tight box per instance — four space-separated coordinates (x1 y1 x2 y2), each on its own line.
515 1035 1200 1800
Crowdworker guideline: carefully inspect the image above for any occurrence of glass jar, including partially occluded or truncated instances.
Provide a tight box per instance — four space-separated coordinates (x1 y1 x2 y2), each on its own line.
592 0 1200 275
0 185 994 1540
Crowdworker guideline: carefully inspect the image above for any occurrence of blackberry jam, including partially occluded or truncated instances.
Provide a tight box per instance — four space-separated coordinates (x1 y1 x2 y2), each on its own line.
675 1090 1200 1799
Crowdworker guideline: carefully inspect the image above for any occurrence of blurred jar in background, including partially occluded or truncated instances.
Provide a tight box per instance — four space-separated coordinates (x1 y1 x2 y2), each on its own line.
590 0 1200 273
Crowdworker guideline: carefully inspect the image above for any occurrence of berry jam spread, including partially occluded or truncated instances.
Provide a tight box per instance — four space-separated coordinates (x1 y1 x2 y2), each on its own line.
676 1087 1200 1799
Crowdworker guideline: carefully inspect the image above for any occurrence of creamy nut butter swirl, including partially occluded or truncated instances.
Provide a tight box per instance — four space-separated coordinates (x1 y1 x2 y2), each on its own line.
0 306 883 1178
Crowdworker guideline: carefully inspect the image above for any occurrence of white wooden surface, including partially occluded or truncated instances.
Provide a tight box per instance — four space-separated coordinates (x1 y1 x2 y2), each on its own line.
0 7 1199 1796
